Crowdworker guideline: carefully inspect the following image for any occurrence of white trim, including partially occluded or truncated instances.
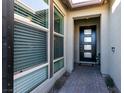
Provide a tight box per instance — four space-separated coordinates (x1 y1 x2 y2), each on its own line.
14 14 49 32
54 32 64 37
48 0 51 79
53 1 65 16
53 57 64 63
53 67 65 77
52 7 55 75
47 31 50 79
78 61 97 64
63 13 66 72
14 63 49 80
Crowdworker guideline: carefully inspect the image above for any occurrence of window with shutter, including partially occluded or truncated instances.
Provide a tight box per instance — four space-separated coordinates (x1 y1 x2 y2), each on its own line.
14 0 49 92
14 22 48 72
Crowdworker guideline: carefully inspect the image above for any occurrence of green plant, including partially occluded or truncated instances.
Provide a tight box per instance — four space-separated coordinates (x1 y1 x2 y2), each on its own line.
105 76 115 88
54 79 63 89
54 72 69 90
64 72 70 77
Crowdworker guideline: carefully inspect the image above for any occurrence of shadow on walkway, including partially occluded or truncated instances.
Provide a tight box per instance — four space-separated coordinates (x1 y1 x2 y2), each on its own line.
58 64 109 93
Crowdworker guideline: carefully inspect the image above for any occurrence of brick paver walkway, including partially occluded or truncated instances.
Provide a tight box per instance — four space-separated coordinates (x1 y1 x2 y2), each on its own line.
58 64 109 93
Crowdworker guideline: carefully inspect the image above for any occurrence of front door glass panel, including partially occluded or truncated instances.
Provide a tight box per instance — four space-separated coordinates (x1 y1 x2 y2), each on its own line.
84 52 92 58
84 29 92 35
84 45 92 50
84 37 92 42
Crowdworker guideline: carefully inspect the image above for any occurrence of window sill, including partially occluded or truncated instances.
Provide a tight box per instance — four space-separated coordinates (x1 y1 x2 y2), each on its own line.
14 63 49 80
53 57 64 63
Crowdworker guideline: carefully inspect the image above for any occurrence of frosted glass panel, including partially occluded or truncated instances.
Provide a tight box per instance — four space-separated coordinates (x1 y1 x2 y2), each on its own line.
84 52 92 58
84 45 92 50
84 29 92 35
84 37 92 42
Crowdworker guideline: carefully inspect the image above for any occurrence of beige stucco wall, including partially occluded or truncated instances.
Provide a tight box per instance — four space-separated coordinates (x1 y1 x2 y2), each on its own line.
74 17 100 63
108 0 121 90
53 0 121 91
66 3 109 74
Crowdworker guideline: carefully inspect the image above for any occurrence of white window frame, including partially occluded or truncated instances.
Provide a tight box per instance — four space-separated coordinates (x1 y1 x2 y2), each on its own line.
53 4 65 74
14 0 50 80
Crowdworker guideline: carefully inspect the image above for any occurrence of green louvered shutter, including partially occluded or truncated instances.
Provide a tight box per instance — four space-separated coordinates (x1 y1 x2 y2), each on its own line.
14 22 47 72
14 66 48 93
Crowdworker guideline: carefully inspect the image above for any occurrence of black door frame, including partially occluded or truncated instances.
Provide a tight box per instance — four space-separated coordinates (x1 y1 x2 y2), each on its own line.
2 0 14 92
79 25 97 63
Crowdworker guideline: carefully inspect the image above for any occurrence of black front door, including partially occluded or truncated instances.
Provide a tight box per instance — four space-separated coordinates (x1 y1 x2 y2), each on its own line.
80 25 96 62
